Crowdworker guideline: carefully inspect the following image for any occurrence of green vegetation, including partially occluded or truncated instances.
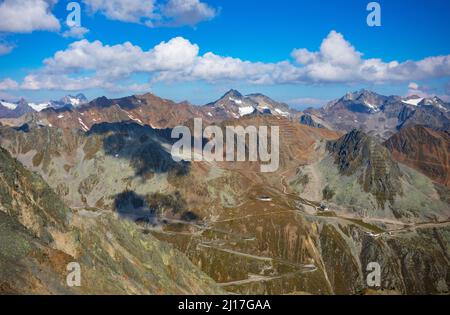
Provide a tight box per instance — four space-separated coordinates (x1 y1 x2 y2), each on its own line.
290 173 310 193
322 185 335 201
345 218 385 234
317 211 337 217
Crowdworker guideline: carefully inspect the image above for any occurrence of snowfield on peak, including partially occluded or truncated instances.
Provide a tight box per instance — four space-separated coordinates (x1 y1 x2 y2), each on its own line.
67 97 81 106
239 106 255 116
0 101 17 110
29 102 51 112
402 98 423 106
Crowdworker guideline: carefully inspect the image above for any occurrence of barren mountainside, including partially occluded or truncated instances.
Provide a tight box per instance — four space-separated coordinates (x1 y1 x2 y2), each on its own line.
0 146 223 294
1 112 449 294
384 126 450 188
304 90 450 140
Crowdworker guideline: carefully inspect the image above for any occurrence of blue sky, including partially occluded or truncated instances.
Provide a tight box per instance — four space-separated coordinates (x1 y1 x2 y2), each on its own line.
0 0 449 109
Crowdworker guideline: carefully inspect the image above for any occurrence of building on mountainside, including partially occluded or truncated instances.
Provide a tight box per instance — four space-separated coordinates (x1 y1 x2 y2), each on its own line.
257 196 273 202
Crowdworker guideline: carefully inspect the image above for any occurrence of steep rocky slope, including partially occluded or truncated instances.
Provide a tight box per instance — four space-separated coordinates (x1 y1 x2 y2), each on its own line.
327 129 403 207
290 130 449 222
305 90 450 140
0 146 223 294
385 126 450 188
1 118 449 295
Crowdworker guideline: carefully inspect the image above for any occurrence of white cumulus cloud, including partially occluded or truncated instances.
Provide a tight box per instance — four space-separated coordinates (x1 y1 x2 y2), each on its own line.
160 0 217 26
82 0 156 24
82 0 217 27
62 26 90 39
11 30 450 92
21 37 200 90
291 31 450 84
0 78 19 90
0 0 60 33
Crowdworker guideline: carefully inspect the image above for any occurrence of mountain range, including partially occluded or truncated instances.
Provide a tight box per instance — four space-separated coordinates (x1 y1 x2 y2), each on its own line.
0 88 449 295
0 94 88 119
303 89 450 140
3 90 296 132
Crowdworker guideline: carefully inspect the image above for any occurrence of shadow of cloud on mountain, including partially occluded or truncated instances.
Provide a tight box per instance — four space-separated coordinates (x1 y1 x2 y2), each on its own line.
87 122 190 177
114 190 156 223
14 123 30 133
114 190 199 224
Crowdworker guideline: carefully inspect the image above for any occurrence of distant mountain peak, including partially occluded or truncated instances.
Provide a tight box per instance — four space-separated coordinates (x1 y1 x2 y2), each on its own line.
205 89 293 119
60 93 88 107
325 89 386 113
223 89 243 98
342 89 381 101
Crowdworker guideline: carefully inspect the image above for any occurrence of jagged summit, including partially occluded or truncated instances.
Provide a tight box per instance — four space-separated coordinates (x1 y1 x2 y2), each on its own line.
205 89 294 119
325 89 388 113
0 94 89 118
222 89 243 98
327 129 403 206
59 93 88 108
305 89 450 140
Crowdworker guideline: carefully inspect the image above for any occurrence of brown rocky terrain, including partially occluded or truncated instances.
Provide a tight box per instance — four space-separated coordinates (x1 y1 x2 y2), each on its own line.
30 90 299 134
384 126 450 188
38 93 214 131
304 90 450 141
0 146 223 294
1 111 449 294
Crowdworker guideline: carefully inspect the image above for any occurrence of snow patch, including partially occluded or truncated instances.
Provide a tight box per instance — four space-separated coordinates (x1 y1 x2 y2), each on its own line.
127 113 143 124
274 108 289 117
29 102 50 112
66 96 81 106
229 97 243 105
239 106 255 117
78 117 89 131
363 101 380 112
0 101 17 110
402 98 423 106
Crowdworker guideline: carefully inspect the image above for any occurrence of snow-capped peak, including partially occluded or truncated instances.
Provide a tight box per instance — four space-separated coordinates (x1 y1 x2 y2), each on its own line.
61 93 88 107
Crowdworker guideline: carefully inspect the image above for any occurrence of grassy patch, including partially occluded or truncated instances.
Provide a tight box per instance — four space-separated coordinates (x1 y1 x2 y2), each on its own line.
316 211 337 217
345 218 385 234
